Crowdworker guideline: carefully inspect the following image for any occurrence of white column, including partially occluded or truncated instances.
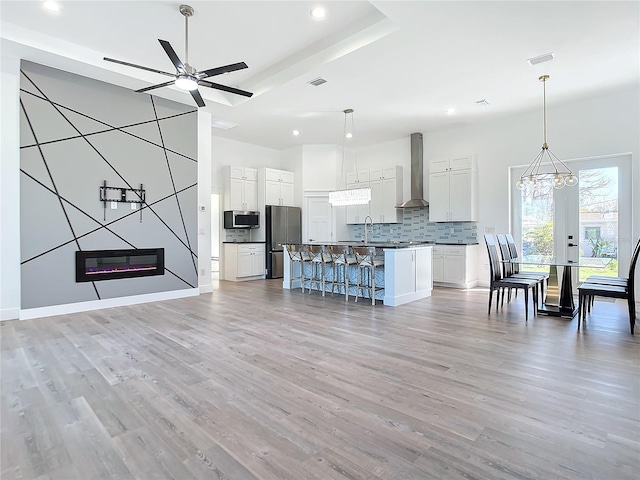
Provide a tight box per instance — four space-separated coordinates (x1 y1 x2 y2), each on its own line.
0 54 21 320
197 110 212 293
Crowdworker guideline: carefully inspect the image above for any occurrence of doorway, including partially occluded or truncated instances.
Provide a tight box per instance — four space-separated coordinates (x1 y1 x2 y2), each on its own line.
511 154 632 288
305 195 333 243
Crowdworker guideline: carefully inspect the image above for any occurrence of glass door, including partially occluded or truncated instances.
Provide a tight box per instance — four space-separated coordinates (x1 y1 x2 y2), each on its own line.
512 154 632 289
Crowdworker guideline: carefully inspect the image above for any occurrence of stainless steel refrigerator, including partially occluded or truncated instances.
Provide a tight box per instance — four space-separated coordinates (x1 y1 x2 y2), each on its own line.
265 205 302 279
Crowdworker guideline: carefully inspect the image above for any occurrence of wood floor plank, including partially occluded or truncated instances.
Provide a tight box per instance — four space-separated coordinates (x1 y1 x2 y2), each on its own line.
1 281 638 479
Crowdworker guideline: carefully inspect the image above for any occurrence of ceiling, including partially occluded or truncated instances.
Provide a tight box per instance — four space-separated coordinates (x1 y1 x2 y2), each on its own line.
1 1 638 150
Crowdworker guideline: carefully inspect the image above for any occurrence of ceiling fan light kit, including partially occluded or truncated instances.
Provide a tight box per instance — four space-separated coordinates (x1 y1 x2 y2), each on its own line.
103 4 253 107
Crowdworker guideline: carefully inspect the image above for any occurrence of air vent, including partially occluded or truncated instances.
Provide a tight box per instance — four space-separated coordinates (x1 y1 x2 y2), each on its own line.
475 99 490 106
527 52 554 66
308 77 327 86
211 119 238 130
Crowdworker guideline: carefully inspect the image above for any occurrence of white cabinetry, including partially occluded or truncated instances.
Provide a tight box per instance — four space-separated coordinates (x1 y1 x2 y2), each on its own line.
431 244 479 288
345 167 403 224
383 246 432 306
428 155 477 222
224 243 265 281
262 168 294 206
225 167 258 211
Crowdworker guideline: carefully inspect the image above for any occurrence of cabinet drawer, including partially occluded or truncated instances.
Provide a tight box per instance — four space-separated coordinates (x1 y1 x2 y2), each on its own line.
237 244 262 253
433 246 466 256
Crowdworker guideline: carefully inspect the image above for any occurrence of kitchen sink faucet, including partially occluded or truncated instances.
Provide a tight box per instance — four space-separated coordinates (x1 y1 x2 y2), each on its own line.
363 215 374 244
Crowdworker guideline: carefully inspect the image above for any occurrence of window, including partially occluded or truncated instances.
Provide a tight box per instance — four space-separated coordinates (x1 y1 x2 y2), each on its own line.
584 226 601 240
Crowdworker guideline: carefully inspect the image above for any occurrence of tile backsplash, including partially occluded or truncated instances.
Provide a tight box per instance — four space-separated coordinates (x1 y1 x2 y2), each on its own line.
224 229 252 242
348 207 478 244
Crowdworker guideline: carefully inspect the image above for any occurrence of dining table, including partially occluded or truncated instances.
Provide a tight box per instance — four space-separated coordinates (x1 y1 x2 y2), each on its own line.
506 255 612 318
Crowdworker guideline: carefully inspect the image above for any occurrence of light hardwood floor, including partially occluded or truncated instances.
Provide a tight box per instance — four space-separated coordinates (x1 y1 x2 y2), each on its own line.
2 281 639 479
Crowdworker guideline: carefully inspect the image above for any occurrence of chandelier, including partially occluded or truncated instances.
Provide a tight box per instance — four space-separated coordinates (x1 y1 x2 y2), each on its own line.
329 109 371 206
516 75 578 190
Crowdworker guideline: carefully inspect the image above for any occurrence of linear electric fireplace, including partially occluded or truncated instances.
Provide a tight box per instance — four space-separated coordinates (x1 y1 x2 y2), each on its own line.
76 248 164 282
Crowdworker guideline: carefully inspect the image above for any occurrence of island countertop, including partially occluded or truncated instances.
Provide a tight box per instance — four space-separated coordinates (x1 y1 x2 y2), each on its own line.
290 241 435 249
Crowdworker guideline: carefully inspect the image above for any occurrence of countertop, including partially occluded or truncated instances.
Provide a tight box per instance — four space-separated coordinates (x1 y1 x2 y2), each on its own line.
223 241 265 244
292 241 479 248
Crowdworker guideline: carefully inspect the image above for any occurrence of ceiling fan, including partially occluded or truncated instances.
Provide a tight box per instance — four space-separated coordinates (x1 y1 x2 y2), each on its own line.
104 4 253 107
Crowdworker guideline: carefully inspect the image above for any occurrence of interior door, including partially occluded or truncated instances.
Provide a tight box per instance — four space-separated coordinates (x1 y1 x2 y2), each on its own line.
512 154 632 288
306 196 332 243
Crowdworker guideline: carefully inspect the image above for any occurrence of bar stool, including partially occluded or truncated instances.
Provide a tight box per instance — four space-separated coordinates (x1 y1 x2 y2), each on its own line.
328 245 357 301
353 246 385 305
285 244 307 292
307 245 332 296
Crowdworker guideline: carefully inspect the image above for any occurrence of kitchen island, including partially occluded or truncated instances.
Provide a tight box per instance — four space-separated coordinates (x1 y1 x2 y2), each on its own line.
283 242 433 306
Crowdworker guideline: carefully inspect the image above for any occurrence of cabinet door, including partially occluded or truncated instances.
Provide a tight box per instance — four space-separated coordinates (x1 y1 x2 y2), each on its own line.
244 180 258 210
428 172 450 222
382 166 397 179
381 177 399 223
345 183 359 223
370 168 382 180
280 182 294 206
430 158 450 173
252 252 265 276
237 252 253 277
265 180 280 206
357 170 370 183
449 155 473 171
369 180 383 223
345 172 358 184
265 168 280 182
432 253 444 282
394 249 416 295
244 168 258 181
230 166 244 179
280 170 294 184
443 255 466 284
229 177 245 210
449 170 473 221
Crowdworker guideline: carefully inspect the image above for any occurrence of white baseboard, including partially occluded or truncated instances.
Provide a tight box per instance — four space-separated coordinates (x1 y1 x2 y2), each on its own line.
1 308 20 321
19 288 200 320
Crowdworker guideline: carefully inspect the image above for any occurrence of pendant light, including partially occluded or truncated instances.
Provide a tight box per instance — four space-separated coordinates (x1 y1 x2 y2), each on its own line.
329 109 371 206
516 75 578 190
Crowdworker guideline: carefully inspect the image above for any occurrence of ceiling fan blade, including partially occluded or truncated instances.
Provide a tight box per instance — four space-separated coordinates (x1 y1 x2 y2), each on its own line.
135 80 176 93
104 57 176 77
190 89 206 108
158 39 185 73
199 80 253 98
197 62 248 79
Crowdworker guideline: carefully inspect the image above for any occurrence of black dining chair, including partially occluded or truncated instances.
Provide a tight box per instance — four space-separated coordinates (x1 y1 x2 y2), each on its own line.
577 238 639 334
484 234 538 321
583 238 639 288
497 234 547 306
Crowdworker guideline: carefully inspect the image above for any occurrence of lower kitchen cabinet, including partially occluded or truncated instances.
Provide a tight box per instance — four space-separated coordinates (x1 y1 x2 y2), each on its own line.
224 243 265 281
432 244 479 288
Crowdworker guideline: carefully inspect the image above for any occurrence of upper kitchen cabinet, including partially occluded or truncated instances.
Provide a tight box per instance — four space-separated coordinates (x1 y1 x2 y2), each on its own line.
428 155 477 222
261 168 295 206
369 166 402 224
345 166 403 224
225 166 258 211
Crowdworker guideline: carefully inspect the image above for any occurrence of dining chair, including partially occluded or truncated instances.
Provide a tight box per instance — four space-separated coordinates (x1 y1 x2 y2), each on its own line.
484 234 538 321
583 238 639 287
497 234 547 306
577 238 639 334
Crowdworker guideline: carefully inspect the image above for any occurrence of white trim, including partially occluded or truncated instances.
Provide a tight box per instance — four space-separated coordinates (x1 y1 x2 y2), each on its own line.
19 288 199 320
1 308 20 321
199 284 213 294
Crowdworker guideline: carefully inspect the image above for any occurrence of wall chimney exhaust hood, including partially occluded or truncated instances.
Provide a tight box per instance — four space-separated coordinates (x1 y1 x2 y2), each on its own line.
397 132 428 208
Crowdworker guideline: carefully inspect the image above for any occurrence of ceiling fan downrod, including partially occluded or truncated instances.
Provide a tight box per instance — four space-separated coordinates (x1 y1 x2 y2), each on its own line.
179 4 194 70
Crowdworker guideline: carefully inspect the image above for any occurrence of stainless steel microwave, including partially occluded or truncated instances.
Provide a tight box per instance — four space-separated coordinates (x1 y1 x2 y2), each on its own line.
224 210 260 229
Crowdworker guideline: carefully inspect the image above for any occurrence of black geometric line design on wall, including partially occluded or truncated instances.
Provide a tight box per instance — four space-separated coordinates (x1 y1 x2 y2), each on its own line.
20 98 101 300
20 89 196 163
20 169 197 288
151 96 198 276
20 70 198 272
19 62 199 308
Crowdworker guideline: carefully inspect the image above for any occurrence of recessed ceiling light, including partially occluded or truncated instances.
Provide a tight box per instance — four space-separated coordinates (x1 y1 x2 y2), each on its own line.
42 1 60 12
446 108 456 115
292 130 300 136
527 52 554 66
346 132 353 139
310 7 326 19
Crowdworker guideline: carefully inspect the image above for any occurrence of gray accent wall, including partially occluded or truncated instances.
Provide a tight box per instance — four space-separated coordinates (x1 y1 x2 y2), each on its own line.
19 61 198 309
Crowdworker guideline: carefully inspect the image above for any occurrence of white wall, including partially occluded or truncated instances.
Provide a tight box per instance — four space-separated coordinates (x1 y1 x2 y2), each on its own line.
358 137 412 203
198 110 212 293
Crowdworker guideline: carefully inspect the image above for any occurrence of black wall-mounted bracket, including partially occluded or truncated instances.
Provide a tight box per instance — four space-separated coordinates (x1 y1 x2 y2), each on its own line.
100 180 145 222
